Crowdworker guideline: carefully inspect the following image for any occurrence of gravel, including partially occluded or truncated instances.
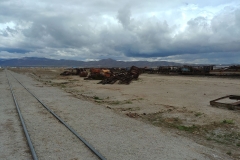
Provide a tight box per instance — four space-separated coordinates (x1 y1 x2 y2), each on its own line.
0 70 234 160
0 71 31 160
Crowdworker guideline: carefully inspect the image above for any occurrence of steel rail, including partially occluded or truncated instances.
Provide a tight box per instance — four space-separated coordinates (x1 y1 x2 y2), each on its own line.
8 70 106 160
5 70 38 160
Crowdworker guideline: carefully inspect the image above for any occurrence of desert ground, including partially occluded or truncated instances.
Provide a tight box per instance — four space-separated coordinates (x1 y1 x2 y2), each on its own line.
3 68 240 159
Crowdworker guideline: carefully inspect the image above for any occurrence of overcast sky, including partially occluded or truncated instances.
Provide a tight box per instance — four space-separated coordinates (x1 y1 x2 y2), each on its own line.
0 0 240 64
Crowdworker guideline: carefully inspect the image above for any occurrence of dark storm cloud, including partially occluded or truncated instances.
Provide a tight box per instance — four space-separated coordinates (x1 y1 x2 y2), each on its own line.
0 47 31 54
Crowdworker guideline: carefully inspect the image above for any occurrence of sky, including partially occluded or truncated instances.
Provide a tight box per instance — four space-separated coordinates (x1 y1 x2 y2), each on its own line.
0 0 240 64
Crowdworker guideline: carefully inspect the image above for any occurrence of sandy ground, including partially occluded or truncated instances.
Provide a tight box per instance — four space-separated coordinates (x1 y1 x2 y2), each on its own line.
2 68 240 159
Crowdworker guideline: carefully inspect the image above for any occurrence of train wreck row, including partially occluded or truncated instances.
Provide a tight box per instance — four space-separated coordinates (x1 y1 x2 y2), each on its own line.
157 65 240 75
60 66 140 84
60 65 240 76
59 65 240 84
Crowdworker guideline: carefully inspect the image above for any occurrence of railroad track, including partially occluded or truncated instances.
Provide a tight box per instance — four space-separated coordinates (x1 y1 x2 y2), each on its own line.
5 70 106 160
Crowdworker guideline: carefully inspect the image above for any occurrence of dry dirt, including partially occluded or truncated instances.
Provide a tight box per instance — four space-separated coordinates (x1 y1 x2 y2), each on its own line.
9 68 240 159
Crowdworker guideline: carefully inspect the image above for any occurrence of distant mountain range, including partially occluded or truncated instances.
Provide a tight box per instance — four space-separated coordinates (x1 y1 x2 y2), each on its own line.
0 57 182 67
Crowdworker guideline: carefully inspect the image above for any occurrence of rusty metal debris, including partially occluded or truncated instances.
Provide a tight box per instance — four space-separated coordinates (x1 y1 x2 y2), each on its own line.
84 68 112 80
60 70 72 76
209 65 240 76
158 65 214 75
60 66 140 85
141 65 240 76
79 71 88 77
210 95 240 110
60 65 240 77
60 68 88 77
98 66 140 85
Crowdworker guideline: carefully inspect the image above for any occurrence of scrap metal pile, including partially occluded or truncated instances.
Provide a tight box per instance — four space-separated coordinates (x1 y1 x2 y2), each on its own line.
209 65 240 76
158 65 214 75
85 66 140 84
60 68 88 77
60 66 141 84
98 66 140 85
157 65 240 76
84 68 111 80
